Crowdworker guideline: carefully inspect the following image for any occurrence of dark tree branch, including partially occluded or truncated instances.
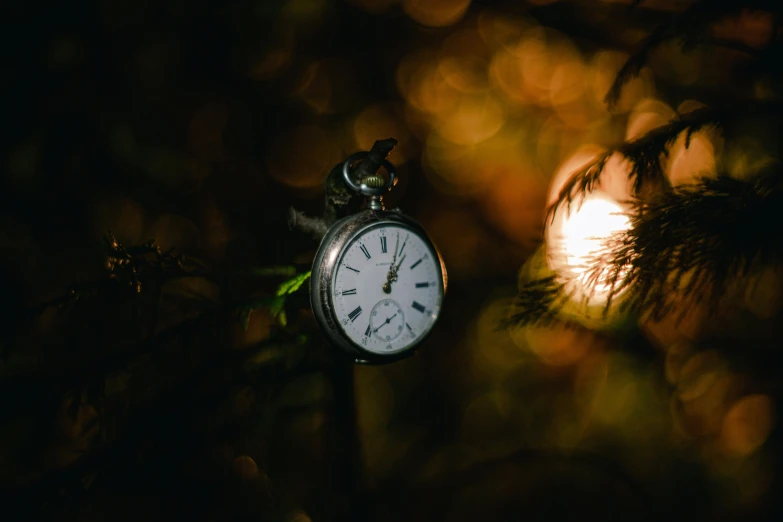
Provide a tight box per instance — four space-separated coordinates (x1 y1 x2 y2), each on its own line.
589 169 783 320
547 107 721 222
605 0 783 109
500 275 568 329
511 169 783 328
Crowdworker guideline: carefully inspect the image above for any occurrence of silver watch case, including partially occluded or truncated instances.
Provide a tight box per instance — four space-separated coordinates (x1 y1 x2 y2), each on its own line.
310 208 447 364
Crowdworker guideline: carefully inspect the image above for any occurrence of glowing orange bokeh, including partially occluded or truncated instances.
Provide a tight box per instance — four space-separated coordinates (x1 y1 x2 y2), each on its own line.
721 394 775 456
402 0 472 28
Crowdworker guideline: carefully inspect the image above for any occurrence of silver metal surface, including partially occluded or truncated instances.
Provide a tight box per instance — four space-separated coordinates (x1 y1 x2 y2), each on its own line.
342 152 396 210
310 209 448 364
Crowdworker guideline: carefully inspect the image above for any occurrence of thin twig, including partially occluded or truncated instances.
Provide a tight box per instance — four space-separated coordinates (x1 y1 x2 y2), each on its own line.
547 107 721 222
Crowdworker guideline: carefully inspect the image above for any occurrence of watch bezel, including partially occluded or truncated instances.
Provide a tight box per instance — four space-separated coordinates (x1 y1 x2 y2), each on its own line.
310 209 447 364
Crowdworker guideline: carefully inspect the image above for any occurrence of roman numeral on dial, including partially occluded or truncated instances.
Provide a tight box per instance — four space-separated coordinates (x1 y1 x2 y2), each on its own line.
342 289 357 295
380 236 387 253
411 301 425 313
348 306 363 322
365 324 371 336
415 282 429 288
360 244 371 259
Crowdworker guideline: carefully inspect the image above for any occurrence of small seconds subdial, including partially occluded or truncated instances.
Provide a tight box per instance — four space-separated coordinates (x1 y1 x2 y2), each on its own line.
332 223 444 355
371 299 404 342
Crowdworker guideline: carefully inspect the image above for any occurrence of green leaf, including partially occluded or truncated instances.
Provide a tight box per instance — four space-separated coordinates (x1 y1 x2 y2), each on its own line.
275 271 311 297
248 266 297 277
269 296 286 317
238 272 310 330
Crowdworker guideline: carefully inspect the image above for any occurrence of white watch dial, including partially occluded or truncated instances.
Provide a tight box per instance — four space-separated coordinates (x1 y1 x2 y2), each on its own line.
332 224 443 355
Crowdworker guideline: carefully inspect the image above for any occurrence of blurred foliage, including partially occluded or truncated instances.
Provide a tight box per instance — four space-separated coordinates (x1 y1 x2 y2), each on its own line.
0 1 781 521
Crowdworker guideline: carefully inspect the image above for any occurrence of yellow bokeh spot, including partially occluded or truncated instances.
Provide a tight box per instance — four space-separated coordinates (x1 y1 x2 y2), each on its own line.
642 297 711 349
477 9 536 52
522 324 595 367
535 115 583 176
438 28 491 94
397 49 437 100
438 55 488 94
397 50 462 116
488 47 527 104
676 350 725 402
721 394 775 456
402 0 472 28
587 51 655 113
233 455 259 480
596 381 639 426
677 99 708 115
665 128 722 186
549 57 586 107
664 343 691 385
683 373 734 436
353 103 414 165
490 27 583 108
625 98 676 140
296 61 330 113
435 94 504 145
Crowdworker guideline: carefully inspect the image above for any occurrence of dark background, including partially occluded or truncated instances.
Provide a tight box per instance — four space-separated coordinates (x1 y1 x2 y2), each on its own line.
1 1 780 521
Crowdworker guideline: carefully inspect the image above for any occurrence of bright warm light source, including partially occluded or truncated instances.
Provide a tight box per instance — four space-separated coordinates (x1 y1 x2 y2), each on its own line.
546 193 631 306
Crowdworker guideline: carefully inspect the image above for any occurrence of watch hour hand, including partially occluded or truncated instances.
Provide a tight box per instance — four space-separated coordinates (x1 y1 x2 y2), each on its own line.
383 233 400 294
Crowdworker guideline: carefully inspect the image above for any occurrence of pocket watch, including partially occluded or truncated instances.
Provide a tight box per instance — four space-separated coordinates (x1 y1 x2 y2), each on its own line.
310 151 447 364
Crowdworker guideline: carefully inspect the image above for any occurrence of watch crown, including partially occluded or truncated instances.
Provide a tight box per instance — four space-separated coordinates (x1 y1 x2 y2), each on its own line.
361 175 387 189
